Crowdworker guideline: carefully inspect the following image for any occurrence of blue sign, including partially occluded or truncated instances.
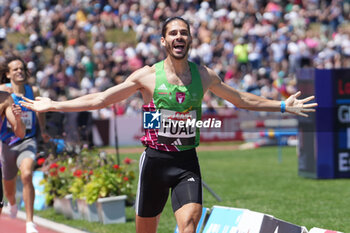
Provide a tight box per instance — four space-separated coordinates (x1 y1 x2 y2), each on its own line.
174 207 208 233
202 206 246 233
33 171 46 210
334 69 350 177
143 111 161 129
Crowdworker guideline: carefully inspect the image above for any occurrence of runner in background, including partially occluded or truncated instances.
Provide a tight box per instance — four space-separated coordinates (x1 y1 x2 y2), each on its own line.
0 55 49 233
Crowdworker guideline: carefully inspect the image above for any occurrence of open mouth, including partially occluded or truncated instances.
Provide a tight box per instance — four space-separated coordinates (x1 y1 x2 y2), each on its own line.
173 44 185 53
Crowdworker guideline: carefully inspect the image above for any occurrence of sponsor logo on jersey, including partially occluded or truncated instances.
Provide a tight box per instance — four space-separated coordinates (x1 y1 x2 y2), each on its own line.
158 83 168 90
176 92 186 104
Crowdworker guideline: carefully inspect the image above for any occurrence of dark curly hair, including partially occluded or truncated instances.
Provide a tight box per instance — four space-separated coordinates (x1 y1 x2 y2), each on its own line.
0 55 30 84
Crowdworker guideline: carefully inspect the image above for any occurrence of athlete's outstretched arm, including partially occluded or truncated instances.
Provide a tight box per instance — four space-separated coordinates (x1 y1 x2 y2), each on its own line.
33 86 50 142
207 68 317 117
20 66 151 113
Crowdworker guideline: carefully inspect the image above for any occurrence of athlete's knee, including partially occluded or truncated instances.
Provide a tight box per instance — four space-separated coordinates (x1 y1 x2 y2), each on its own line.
136 214 160 233
175 204 202 233
177 214 201 233
179 219 197 233
20 170 33 185
19 158 34 179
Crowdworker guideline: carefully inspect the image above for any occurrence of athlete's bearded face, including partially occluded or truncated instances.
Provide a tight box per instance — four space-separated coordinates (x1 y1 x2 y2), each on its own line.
161 20 192 60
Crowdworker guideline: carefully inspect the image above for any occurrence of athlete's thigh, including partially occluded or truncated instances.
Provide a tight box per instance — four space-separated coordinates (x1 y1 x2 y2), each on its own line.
0 142 19 180
136 149 170 217
171 153 202 213
16 138 36 168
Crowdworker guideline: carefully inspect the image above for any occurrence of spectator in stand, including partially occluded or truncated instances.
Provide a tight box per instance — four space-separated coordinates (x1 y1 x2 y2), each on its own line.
261 78 279 100
234 37 249 74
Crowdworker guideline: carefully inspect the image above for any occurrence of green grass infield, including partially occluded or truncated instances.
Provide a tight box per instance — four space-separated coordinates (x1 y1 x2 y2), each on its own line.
35 146 349 233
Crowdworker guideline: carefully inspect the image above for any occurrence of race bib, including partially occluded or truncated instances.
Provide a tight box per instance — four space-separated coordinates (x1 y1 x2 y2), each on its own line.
158 109 197 146
7 111 33 129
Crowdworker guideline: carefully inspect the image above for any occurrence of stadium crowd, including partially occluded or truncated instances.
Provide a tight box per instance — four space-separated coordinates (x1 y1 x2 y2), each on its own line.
0 0 349 120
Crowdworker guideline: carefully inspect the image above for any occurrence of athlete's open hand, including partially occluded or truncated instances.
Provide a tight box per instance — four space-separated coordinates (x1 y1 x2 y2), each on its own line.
285 91 318 117
19 96 53 113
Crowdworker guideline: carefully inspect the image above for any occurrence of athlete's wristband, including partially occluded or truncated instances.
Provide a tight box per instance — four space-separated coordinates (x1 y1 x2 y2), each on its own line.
280 101 286 113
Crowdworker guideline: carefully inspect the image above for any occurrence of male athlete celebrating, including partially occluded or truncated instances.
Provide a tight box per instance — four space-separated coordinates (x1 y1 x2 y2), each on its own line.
20 17 317 233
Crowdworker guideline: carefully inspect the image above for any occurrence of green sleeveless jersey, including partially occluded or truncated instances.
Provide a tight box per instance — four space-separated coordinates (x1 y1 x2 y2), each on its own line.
142 60 203 151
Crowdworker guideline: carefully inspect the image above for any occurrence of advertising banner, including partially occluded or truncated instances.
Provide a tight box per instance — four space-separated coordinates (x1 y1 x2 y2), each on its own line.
297 68 350 178
202 206 278 233
333 69 350 177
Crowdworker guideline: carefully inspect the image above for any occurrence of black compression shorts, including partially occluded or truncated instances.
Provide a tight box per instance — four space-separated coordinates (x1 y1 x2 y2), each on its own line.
136 147 202 217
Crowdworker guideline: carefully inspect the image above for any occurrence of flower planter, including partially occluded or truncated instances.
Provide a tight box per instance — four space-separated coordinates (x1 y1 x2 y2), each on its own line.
77 199 99 222
54 195 81 220
53 197 64 215
97 195 127 224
